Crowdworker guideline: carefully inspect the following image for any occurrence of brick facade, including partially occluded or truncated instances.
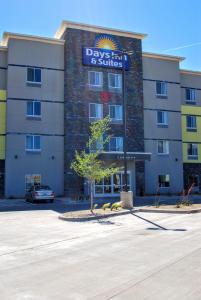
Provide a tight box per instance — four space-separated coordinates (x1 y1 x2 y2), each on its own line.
63 28 144 197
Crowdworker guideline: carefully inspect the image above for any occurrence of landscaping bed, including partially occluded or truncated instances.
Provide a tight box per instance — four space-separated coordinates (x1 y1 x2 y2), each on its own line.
59 201 201 222
138 203 201 214
59 208 133 222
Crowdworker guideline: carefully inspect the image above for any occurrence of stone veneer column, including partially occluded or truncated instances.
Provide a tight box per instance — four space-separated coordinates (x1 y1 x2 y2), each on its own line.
63 27 145 197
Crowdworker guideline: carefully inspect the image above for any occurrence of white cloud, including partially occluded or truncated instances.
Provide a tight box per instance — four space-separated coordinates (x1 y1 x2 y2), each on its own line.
162 42 201 52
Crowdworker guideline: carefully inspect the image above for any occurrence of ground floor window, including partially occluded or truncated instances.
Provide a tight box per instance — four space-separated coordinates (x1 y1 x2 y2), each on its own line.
94 172 131 195
25 174 41 191
158 174 170 188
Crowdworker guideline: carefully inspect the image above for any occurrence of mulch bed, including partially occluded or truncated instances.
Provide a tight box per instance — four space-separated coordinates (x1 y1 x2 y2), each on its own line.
59 208 133 222
59 204 201 222
138 204 201 214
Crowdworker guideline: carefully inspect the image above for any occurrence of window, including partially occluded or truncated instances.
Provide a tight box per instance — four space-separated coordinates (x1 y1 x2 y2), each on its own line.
186 88 196 103
187 143 198 159
94 172 131 195
158 175 170 188
88 71 103 87
108 73 122 89
109 137 123 152
157 140 169 155
27 67 41 83
25 174 41 192
90 136 123 152
90 136 103 152
109 105 123 121
156 81 167 96
157 111 168 126
26 135 41 151
27 101 41 117
95 137 103 151
186 115 197 131
89 103 103 120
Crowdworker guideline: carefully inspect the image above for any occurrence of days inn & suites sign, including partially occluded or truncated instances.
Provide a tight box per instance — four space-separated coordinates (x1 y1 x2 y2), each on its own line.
82 34 130 70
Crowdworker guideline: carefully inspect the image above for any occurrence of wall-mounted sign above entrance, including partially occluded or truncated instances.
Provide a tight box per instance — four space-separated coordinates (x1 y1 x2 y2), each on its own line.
82 34 130 70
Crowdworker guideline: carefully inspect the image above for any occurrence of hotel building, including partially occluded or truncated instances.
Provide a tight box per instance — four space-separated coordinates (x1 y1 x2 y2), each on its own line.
0 20 200 198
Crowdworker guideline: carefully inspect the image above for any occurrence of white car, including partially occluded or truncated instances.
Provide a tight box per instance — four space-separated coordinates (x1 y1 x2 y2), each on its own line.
26 185 55 203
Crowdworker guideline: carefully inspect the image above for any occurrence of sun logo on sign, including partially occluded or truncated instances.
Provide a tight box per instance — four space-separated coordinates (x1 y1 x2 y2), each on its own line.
94 34 120 50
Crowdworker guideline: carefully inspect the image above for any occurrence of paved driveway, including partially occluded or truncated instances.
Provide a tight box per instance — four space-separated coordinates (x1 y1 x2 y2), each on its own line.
0 198 87 213
0 204 201 299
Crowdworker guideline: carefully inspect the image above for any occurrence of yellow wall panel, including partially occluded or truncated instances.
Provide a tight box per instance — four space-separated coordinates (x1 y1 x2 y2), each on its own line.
0 90 6 101
0 103 6 134
181 105 201 116
182 105 201 163
0 136 5 160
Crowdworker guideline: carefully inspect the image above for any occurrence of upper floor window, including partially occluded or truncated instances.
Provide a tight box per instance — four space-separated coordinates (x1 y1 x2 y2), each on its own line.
158 175 170 188
186 115 197 131
157 140 169 155
26 135 41 152
108 73 122 89
109 105 123 122
156 81 167 96
89 103 103 121
88 71 103 87
187 143 198 159
27 101 41 117
109 137 123 152
157 111 168 126
186 88 196 103
27 67 41 83
90 136 103 152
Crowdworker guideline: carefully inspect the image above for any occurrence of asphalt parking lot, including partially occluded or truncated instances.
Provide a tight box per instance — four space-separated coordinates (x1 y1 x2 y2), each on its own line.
0 200 201 300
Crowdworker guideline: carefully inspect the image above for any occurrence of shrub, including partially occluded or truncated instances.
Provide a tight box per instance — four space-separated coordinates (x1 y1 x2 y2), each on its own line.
181 199 193 206
102 203 111 210
111 202 121 211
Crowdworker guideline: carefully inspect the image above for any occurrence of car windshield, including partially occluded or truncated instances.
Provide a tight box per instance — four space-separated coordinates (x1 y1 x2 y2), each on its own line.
35 185 51 191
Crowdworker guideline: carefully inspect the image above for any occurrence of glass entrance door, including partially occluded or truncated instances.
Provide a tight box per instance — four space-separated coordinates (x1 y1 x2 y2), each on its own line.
94 172 131 196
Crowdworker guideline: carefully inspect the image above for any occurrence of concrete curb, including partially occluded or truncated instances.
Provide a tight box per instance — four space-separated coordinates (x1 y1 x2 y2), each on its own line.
59 207 201 222
138 208 201 214
59 209 138 222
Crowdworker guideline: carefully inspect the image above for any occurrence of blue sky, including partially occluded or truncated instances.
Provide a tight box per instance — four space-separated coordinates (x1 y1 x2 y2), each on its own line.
1 0 201 70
